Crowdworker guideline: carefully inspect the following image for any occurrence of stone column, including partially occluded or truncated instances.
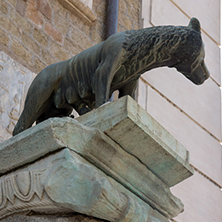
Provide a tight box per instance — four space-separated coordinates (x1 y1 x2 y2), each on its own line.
0 96 193 222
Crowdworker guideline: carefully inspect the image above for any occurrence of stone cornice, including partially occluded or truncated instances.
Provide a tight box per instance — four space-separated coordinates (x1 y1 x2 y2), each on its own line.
0 96 194 220
58 0 97 24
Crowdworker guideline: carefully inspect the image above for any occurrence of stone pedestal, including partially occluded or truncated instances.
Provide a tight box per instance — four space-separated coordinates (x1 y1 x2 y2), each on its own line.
0 96 193 221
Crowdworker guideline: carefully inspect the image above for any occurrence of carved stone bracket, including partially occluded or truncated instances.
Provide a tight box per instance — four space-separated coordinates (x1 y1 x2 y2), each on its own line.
58 0 97 24
0 148 167 221
0 96 194 221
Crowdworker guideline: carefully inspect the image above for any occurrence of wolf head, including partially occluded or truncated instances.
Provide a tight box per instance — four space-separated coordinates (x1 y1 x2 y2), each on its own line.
174 18 210 85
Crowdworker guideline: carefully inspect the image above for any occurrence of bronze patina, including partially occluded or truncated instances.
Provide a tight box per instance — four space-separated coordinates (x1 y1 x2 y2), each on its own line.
13 18 210 136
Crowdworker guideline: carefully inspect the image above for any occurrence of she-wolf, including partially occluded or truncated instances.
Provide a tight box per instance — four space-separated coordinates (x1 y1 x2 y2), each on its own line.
13 18 210 136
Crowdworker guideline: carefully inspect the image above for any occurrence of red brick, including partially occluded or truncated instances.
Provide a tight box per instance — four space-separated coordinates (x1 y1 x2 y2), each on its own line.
7 0 17 7
33 56 47 73
0 28 9 46
26 2 44 27
9 10 32 35
0 13 10 30
21 32 41 56
54 13 69 35
45 22 63 43
0 13 21 38
11 38 33 64
37 0 52 20
16 0 27 16
0 0 8 15
49 41 71 61
41 48 56 65
64 38 83 55
33 27 48 47
27 0 37 7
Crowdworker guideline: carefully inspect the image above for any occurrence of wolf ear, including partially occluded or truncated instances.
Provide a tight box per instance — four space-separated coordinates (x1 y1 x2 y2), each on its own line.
188 17 201 32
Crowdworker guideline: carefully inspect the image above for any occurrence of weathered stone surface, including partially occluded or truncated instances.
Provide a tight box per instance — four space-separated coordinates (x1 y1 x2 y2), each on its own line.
0 51 36 142
77 96 194 187
0 148 168 222
58 0 96 24
146 86 222 186
0 117 183 218
1 214 105 222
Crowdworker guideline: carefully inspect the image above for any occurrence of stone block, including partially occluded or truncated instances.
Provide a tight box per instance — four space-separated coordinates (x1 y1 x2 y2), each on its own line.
0 16 21 39
21 32 41 56
146 86 222 186
11 38 33 62
16 0 27 16
33 56 47 72
49 41 71 61
137 78 147 110
26 2 44 27
0 0 8 15
9 10 32 35
0 116 183 219
0 119 174 221
0 97 195 220
37 0 52 20
0 28 9 46
118 12 134 30
0 148 156 221
0 14 10 31
119 0 127 13
33 27 48 47
54 13 70 35
77 96 194 187
45 22 63 43
68 26 93 49
0 51 36 142
7 0 16 7
41 47 56 66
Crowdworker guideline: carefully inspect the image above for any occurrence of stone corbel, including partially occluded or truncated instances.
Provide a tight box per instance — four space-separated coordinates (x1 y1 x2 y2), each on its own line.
0 148 163 221
58 0 97 24
0 96 194 221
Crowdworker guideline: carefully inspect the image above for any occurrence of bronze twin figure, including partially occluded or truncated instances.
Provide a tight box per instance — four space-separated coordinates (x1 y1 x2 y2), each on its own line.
13 18 210 136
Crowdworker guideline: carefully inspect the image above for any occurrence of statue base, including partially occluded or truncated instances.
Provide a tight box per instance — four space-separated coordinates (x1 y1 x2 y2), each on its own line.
0 96 193 222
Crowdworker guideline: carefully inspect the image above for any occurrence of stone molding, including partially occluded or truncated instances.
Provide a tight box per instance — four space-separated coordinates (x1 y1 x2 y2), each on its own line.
0 116 183 218
58 0 97 24
0 96 194 220
77 96 194 187
0 148 167 221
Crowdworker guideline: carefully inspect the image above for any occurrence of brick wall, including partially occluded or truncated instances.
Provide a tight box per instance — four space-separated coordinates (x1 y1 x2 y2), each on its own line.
0 0 141 75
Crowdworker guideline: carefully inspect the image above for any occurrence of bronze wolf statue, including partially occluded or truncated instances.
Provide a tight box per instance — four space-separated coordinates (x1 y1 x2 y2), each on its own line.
13 18 210 136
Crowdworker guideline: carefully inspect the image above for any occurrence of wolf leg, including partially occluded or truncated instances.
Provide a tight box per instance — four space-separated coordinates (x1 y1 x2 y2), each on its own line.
119 78 139 99
12 100 50 136
36 104 73 124
72 99 91 115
